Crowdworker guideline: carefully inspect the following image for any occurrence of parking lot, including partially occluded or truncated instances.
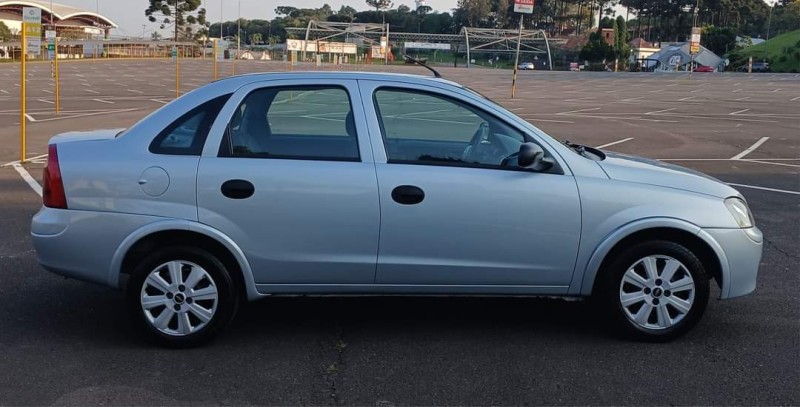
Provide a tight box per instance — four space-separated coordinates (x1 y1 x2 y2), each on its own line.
0 59 798 405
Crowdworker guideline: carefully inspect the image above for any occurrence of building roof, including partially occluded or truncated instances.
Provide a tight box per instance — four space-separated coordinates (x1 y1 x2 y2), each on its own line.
628 37 654 48
0 0 117 27
644 42 723 69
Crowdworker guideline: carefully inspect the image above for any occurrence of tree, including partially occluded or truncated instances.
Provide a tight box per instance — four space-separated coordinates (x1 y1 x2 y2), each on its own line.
366 0 394 12
0 21 11 41
145 0 208 41
366 0 393 23
151 31 163 40
772 0 800 34
701 25 737 56
580 31 615 62
249 32 263 45
614 15 628 57
455 0 492 27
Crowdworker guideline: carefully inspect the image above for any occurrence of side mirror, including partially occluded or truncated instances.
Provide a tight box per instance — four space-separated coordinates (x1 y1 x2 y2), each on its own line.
517 142 554 172
517 142 544 168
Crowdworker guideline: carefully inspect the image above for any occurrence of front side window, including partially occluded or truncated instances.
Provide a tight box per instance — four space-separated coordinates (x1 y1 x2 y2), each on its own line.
374 89 525 167
220 86 359 161
150 94 230 155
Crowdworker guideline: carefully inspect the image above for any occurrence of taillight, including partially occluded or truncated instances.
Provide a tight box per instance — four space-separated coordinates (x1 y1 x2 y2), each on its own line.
42 144 67 209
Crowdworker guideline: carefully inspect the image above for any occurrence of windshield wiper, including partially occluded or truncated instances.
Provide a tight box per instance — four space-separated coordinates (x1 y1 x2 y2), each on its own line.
563 140 588 157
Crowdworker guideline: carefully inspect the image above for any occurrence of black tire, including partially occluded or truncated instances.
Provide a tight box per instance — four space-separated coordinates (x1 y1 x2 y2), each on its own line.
126 246 239 348
597 240 710 342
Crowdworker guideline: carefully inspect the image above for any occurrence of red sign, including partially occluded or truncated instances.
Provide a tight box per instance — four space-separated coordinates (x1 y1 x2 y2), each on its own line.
514 0 534 13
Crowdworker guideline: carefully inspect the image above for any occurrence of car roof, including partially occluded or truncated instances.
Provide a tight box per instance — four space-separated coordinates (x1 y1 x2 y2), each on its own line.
210 71 462 89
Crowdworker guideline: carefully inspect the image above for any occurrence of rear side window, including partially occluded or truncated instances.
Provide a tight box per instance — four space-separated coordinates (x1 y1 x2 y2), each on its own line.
149 94 231 155
219 86 359 161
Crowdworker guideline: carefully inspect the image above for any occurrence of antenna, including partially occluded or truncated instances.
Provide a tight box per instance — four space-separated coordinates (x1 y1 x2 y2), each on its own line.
402 54 442 78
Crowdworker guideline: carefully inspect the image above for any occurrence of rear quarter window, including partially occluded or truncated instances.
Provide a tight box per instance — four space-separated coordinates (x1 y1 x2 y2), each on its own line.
149 94 231 155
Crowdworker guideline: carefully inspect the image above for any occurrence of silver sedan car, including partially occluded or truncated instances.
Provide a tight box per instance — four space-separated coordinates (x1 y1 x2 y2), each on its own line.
32 72 762 347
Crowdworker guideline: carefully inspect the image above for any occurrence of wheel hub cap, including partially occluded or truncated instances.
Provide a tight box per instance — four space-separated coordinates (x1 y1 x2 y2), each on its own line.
618 255 696 330
139 260 219 336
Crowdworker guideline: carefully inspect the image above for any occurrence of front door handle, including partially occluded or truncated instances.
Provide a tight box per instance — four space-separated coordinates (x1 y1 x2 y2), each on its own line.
221 179 255 199
391 185 425 205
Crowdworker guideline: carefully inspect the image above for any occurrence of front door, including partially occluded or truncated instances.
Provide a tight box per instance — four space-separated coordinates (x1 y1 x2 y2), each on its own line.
197 80 380 285
363 84 582 288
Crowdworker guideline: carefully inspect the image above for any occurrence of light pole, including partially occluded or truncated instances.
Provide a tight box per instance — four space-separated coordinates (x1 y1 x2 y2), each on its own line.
96 0 100 39
237 1 241 57
764 0 775 63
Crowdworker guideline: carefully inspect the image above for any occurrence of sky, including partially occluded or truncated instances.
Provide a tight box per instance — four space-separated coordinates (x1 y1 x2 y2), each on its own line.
61 0 459 37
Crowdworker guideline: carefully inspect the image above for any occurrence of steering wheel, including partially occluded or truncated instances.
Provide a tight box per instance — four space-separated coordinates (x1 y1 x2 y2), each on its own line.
500 151 519 166
462 122 490 163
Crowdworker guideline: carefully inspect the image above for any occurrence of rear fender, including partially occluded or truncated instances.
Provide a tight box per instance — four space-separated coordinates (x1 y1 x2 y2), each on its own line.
109 219 261 300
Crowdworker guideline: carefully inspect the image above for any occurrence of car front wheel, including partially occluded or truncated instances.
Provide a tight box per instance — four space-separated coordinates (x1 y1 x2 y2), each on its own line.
599 240 710 342
127 246 239 347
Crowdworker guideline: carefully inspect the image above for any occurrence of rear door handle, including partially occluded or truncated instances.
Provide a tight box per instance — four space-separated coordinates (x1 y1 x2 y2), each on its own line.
221 179 255 199
391 185 425 205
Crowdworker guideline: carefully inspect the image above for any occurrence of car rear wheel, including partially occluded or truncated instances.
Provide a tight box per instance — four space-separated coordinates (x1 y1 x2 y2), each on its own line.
599 240 710 342
127 246 239 348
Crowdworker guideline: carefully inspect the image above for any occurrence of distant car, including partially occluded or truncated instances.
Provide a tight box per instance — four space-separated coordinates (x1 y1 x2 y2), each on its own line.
736 62 770 72
32 72 762 347
518 62 534 70
694 65 714 72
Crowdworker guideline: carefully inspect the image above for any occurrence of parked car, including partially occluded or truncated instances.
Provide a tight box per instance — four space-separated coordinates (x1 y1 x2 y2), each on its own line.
32 72 762 347
693 65 714 72
736 62 770 72
518 61 535 70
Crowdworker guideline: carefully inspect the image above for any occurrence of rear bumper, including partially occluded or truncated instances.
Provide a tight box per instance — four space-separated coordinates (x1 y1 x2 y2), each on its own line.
31 207 164 288
702 227 763 299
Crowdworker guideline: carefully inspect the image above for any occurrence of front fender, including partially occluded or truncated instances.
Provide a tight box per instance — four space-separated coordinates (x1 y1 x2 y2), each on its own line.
572 217 731 297
108 219 262 301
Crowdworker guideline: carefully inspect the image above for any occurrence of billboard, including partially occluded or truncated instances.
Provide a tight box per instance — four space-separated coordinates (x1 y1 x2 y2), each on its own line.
286 39 316 52
318 42 357 54
690 27 701 55
370 45 385 59
287 40 357 54
23 7 41 56
404 42 450 50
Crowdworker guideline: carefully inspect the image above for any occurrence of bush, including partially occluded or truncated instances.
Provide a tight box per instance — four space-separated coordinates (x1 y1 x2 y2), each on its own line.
779 55 788 62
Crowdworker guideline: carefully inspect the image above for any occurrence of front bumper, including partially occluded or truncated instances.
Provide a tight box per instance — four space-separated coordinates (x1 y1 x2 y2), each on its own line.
702 226 763 299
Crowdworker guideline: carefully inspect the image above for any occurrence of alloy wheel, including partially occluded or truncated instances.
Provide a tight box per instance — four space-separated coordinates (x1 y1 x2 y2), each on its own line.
618 255 696 330
139 260 219 336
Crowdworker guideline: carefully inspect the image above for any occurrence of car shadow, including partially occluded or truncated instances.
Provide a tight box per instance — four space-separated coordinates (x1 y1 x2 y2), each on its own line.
227 295 610 344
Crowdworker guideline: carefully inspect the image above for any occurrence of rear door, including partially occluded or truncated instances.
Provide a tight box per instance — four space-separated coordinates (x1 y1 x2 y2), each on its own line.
197 79 380 286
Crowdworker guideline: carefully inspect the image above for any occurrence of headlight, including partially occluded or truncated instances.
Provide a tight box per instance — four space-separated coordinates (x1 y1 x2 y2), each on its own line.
724 197 754 228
